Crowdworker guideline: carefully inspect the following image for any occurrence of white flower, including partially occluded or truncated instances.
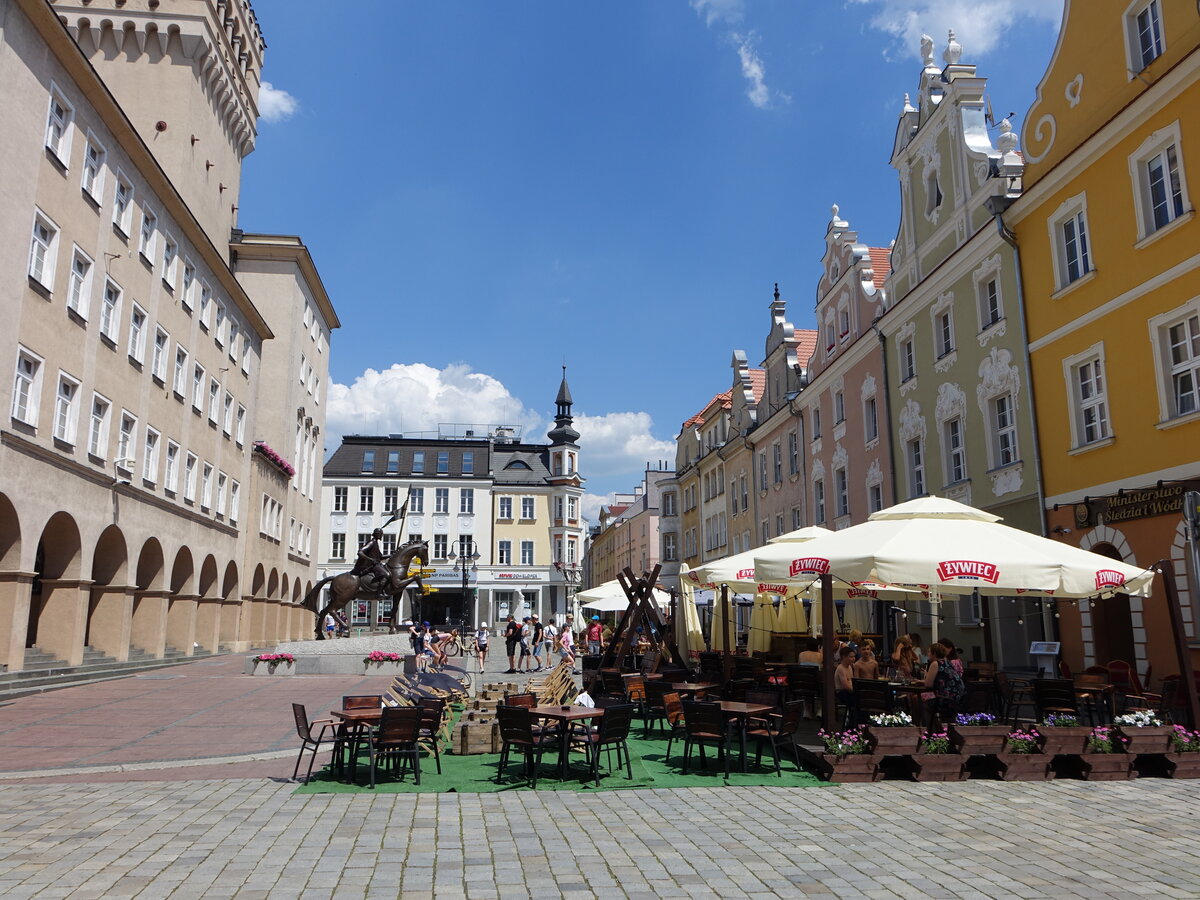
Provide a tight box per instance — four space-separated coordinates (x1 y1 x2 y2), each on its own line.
869 712 914 727
1114 711 1163 727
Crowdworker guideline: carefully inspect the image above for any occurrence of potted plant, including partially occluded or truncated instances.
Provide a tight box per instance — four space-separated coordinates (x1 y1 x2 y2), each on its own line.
948 712 1011 756
911 728 965 782
1165 725 1200 779
816 727 880 783
364 650 403 665
864 711 922 755
1112 711 1172 755
999 727 1053 781
1079 725 1133 780
1037 712 1092 756
252 652 296 675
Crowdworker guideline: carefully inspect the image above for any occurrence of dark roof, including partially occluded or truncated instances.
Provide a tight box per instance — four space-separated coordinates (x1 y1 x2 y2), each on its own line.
492 447 552 485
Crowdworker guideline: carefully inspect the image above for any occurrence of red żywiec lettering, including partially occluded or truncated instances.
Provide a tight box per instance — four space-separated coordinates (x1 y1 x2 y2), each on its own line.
935 560 1000 584
789 557 830 577
1095 569 1126 590
736 568 755 580
757 583 787 595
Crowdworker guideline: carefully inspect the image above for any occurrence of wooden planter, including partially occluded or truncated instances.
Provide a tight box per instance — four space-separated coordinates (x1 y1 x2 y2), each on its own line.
865 726 923 755
998 752 1054 781
911 753 966 782
948 724 1011 756
1116 725 1173 755
818 753 882 783
1165 752 1200 779
1080 752 1135 781
1037 726 1093 756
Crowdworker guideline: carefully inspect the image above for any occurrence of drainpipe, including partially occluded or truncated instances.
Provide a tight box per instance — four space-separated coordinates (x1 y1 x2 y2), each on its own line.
870 318 899 506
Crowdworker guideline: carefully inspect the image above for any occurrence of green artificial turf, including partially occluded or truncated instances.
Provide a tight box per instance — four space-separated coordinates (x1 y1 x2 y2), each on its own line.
294 728 827 794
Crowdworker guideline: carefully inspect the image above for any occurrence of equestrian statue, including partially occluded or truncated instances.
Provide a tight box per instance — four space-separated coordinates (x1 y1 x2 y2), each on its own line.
302 504 428 639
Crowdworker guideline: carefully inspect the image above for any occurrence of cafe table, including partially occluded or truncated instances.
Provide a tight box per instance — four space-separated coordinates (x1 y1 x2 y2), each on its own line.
883 680 929 723
716 701 774 772
667 682 718 698
528 704 606 778
329 707 382 780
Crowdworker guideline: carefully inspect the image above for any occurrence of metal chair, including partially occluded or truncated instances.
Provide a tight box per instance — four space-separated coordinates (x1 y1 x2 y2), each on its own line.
496 705 559 787
745 700 805 775
680 700 733 777
995 671 1035 725
1033 678 1080 724
571 703 636 785
369 707 422 789
291 703 340 783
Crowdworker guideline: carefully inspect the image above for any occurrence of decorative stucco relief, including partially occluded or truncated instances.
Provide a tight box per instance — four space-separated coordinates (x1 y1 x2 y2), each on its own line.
899 399 926 444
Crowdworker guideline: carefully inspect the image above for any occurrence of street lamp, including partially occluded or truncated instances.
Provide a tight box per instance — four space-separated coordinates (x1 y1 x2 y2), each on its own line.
447 539 480 629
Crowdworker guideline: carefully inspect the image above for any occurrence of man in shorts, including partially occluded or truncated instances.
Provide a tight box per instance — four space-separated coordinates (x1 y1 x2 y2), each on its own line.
503 615 519 674
559 615 576 673
530 614 545 671
541 619 558 667
517 617 533 672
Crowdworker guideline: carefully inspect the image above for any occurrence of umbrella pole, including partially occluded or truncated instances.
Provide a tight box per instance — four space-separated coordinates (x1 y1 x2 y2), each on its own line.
723 584 732 659
930 590 940 645
821 574 837 732
1159 558 1200 729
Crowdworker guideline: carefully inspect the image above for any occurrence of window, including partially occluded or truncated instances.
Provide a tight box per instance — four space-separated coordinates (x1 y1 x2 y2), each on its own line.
555 496 564 520
1164 312 1200 417
161 237 178 289
992 395 1018 467
216 472 227 516
568 497 578 520
944 418 966 483
113 173 133 235
520 541 534 566
331 533 346 559
925 171 943 217
191 364 205 410
199 283 213 329
775 514 784 536
172 347 188 396
741 474 748 511
435 487 449 513
758 452 768 490
499 496 513 519
117 413 137 470
792 506 802 530
87 393 110 457
811 408 822 439
869 483 884 513
408 486 424 513
835 468 849 518
11 348 43 426
839 307 850 340
772 443 782 484
183 452 197 501
128 306 147 363
229 481 240 523
380 532 396 554
384 487 398 513
362 450 376 473
359 487 374 513
908 439 926 497
53 373 79 444
28 211 59 291
181 262 195 311
215 304 227 347
462 451 474 474
151 328 169 382
143 428 159 483
1129 123 1189 240
460 489 474 514
864 396 878 443
663 533 677 562
333 485 348 512
814 478 826 525
437 451 449 474
228 324 239 365
222 393 233 434
936 311 954 358
235 405 245 444
498 540 512 565
834 390 845 424
207 378 220 424
663 492 676 516
386 450 399 474
433 534 448 560
44 88 73 163
788 431 799 475
521 497 535 519
980 277 1002 327
100 281 121 341
1073 354 1111 445
80 134 106 201
1145 144 1185 231
1049 194 1093 289
164 441 179 492
1128 0 1164 71
201 463 213 509
138 208 157 261
412 451 424 474
67 248 93 318
900 338 916 382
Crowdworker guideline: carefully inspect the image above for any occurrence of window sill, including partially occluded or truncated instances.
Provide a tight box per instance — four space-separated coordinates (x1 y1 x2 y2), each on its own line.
161 279 175 294
52 436 75 452
1156 409 1200 431
45 145 68 174
1134 209 1195 250
27 276 53 300
138 251 154 270
864 437 879 452
81 188 101 212
151 375 165 388
66 306 87 327
1068 436 1115 455
127 355 143 370
1051 268 1097 301
112 222 129 243
100 332 117 350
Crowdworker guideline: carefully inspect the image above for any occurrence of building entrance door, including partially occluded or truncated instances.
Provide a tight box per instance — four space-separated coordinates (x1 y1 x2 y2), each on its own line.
1090 543 1136 667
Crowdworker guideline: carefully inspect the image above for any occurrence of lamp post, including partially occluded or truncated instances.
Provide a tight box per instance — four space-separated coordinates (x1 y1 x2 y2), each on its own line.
447 539 480 630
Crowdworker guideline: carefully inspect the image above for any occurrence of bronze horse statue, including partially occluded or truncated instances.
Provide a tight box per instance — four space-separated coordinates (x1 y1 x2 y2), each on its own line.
304 538 428 640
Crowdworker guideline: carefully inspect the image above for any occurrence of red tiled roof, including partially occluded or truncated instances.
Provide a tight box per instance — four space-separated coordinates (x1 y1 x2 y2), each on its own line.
748 368 766 402
683 389 731 428
792 329 818 368
868 247 892 289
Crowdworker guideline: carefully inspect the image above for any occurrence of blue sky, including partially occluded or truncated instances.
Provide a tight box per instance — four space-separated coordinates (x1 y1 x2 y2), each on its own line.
239 0 1062 520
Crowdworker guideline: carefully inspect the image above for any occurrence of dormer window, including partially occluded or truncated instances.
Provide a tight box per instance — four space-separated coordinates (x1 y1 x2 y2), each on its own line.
839 308 850 339
826 324 836 351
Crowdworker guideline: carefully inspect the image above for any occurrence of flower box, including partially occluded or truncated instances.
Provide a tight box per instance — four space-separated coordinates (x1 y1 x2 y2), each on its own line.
1080 752 1134 781
948 724 1011 756
818 753 882 783
1164 752 1200 779
1115 725 1173 755
865 725 923 755
1037 725 1093 756
911 753 966 782
998 752 1054 781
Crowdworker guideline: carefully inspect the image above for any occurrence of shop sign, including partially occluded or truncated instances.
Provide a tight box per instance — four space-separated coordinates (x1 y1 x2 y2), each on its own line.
1076 481 1198 527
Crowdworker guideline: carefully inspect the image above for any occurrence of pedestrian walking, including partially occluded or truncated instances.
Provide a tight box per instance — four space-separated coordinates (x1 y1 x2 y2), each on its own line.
503 615 520 673
586 615 603 656
560 615 576 673
475 622 489 674
541 619 558 668
530 614 545 671
518 617 533 672
324 613 336 639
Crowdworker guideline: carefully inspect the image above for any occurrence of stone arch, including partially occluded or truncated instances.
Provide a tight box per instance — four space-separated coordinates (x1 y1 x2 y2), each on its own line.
292 579 302 603
1170 521 1196 640
29 512 83 655
267 568 279 599
170 547 195 595
222 561 239 601
86 524 130 660
281 573 290 602
0 492 20 570
251 563 265 596
1078 529 1142 671
135 538 165 591
37 511 83 581
198 555 219 599
91 525 127 587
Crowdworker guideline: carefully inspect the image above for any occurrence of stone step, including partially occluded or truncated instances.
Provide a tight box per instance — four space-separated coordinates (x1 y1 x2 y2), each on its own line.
0 650 230 701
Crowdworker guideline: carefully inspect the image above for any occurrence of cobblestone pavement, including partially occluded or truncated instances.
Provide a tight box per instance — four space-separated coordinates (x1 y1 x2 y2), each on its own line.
2 777 1199 899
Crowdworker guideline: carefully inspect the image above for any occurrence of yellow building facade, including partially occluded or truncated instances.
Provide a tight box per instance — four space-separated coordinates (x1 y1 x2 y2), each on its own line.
1010 0 1200 675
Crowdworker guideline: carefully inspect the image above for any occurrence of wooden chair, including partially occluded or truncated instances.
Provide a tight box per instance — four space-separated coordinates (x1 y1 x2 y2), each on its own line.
600 669 627 698
416 697 446 774
1074 673 1114 723
369 707 422 789
698 651 724 683
852 678 893 725
745 700 805 774
786 665 821 719
503 692 559 739
724 678 755 703
680 700 732 777
622 673 648 717
1033 678 1079 724
640 650 661 677
995 672 1035 725
571 702 636 785
662 692 687 760
496 705 559 787
291 703 340 783
745 687 785 715
335 695 383 770
643 680 674 736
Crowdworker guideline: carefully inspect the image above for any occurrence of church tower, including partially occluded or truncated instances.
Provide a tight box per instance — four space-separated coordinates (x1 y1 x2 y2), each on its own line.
546 369 584 615
53 0 266 246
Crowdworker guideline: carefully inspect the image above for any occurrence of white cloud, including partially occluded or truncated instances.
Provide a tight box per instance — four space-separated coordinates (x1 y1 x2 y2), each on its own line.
259 81 299 123
581 492 616 527
848 0 1061 59
689 0 744 27
575 412 676 479
732 32 771 109
690 2 784 110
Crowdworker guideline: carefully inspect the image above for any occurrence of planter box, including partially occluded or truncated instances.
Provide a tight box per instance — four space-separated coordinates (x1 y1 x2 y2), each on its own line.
246 660 295 676
865 726 923 755
911 753 966 782
818 753 882 783
998 752 1054 781
1165 752 1200 779
949 724 1011 756
1038 726 1093 756
1081 752 1135 781
1116 725 1173 755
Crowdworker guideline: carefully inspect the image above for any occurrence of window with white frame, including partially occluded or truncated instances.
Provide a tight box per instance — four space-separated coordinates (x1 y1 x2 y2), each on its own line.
758 451 768 489
788 430 799 474
117 413 137 470
360 486 374 513
869 483 884 513
143 428 159 483
825 322 836 352
935 310 954 358
81 134 106 202
151 328 169 382
460 488 474 514
100 281 121 341
44 88 73 164
437 451 449 474
462 450 474 474
741 473 748 510
172 346 188 396
201 462 213 509
772 443 782 483
222 392 233 434
161 236 178 290
1129 122 1189 240
430 534 447 560
900 337 916 381
330 485 347 513
113 173 133 235
28 211 59 291
330 532 346 559
925 171 943 217
864 395 878 443
128 305 147 363
207 377 219 423
1126 0 1164 72
568 496 578 520
834 390 845 424
1049 193 1093 289
191 363 204 410
183 452 197 501
908 438 926 497
216 472 227 516
991 394 1019 467
67 247 93 317
435 487 449 514
236 405 246 444
215 304 227 347
498 496 513 519
87 393 110 457
199 283 213 329
138 208 157 262
521 496 535 519
181 262 195 311
792 506 802 529
943 417 966 483
383 486 398 514
663 533 677 561
521 541 534 565
408 486 424 513
229 480 240 523
813 479 826 525
979 276 1003 328
164 441 179 492
835 467 849 518
12 347 43 426
411 450 424 474
53 372 79 444
498 540 512 564
1068 349 1112 446
1150 306 1200 419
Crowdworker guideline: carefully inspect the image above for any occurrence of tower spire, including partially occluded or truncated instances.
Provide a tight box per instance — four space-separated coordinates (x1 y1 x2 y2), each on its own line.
548 367 579 445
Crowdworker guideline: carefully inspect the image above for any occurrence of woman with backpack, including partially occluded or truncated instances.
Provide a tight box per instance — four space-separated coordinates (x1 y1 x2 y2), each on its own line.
923 641 965 726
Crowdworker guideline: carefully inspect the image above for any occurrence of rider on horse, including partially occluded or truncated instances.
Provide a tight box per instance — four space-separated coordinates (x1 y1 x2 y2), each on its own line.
353 528 389 594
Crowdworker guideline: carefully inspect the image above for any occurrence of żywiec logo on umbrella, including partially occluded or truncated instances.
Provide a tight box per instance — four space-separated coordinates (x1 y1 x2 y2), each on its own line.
935 560 1000 584
736 568 755 580
1095 569 1126 591
789 557 830 577
757 582 788 595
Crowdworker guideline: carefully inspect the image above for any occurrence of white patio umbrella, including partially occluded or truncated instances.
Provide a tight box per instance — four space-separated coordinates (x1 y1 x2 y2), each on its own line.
675 565 705 663
576 579 671 611
746 595 776 654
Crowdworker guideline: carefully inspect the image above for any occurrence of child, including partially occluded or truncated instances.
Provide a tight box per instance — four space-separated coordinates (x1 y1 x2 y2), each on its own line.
834 646 856 712
853 639 879 680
